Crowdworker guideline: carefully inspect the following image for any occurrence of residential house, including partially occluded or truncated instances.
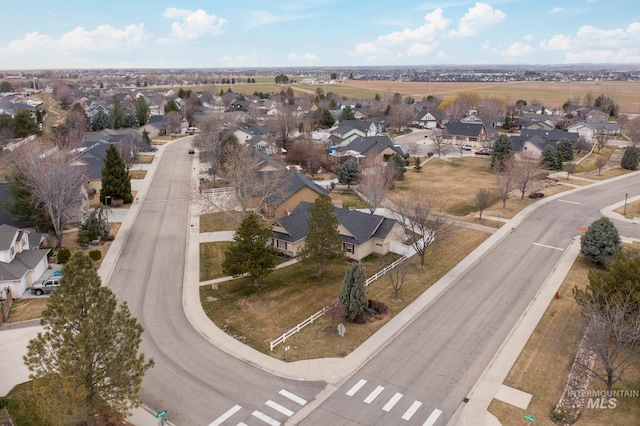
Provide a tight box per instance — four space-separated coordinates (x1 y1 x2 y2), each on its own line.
270 202 403 261
413 109 446 128
0 224 50 297
330 135 403 164
259 166 329 219
139 114 166 137
442 122 493 148
584 109 608 123
330 120 379 142
511 129 579 160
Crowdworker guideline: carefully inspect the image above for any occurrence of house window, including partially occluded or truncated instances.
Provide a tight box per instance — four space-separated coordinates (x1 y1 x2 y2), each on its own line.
343 243 354 254
277 240 287 250
10 246 15 256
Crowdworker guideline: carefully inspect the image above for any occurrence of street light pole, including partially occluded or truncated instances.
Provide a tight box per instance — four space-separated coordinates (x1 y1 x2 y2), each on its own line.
624 193 628 217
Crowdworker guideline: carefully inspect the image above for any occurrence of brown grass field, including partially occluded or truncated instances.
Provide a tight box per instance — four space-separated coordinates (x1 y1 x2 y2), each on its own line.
488 248 640 426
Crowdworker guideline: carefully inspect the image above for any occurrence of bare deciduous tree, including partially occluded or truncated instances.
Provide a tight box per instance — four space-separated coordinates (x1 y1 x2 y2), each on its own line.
432 134 446 159
270 104 298 150
358 152 394 213
573 291 640 393
515 155 542 199
53 80 74 109
388 104 414 131
392 194 454 268
119 134 141 171
565 162 578 180
626 117 640 147
595 132 609 153
477 95 506 128
16 143 87 247
385 262 408 299
495 159 518 208
165 111 182 134
595 156 608 175
183 92 200 127
475 188 493 220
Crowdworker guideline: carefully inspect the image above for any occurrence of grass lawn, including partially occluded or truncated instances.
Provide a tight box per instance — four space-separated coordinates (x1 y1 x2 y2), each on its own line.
488 250 640 426
200 226 488 360
200 212 240 232
330 191 369 209
128 170 147 179
200 242 230 281
6 298 49 323
135 155 154 164
614 200 640 218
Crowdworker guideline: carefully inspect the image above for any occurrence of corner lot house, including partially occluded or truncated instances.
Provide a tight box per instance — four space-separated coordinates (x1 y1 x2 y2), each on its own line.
0 225 50 297
270 202 403 261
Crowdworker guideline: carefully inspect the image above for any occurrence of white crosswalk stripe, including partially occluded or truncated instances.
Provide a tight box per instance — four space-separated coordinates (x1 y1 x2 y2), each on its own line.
346 379 368 396
209 404 241 426
423 408 443 426
279 389 307 405
402 401 423 421
382 392 403 412
252 409 281 426
364 385 385 404
266 400 294 417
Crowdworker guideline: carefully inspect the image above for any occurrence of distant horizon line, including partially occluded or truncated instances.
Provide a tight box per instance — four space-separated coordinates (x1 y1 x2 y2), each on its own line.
3 63 640 74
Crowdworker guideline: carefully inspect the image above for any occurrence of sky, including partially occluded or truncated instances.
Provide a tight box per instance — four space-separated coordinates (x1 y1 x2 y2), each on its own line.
2 0 640 70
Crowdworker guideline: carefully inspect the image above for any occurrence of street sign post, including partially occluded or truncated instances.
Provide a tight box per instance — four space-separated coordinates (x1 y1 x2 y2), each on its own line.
337 323 345 353
156 409 168 425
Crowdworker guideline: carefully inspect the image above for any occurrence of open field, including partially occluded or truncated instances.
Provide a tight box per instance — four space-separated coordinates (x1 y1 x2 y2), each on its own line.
488 249 640 426
339 80 640 113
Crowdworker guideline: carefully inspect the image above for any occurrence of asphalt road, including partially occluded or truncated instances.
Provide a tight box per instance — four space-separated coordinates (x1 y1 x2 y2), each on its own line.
107 139 326 425
301 174 640 425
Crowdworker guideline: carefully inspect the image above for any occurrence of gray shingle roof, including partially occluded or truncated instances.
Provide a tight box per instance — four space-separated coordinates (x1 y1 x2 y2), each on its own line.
273 202 397 246
445 122 485 137
338 135 403 157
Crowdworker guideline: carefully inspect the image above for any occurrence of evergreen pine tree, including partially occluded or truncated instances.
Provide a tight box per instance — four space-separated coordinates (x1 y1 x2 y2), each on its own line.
338 160 359 189
557 138 574 161
24 252 153 424
221 212 276 287
414 157 422 172
135 97 150 126
91 109 111 131
3 171 51 232
339 105 356 121
298 195 345 276
101 144 133 203
580 217 622 265
390 153 407 181
109 96 126 129
491 134 514 171
621 146 639 170
540 145 562 170
339 263 367 322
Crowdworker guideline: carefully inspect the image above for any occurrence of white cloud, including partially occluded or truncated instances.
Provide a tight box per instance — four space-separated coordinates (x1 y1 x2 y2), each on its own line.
481 40 491 49
449 2 505 37
523 34 535 41
60 24 147 50
351 8 448 58
504 42 535 57
162 8 226 41
550 7 564 13
247 10 313 29
288 52 319 62
540 22 640 62
218 52 262 67
4 24 148 54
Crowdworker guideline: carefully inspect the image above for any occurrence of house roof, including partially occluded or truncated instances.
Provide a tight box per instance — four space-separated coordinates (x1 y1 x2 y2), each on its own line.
337 135 403 157
333 120 374 136
444 122 485 137
273 201 397 246
0 224 18 250
0 249 49 281
519 129 579 144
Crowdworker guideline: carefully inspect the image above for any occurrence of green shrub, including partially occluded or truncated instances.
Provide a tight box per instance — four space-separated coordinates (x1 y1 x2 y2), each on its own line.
57 248 71 264
88 250 102 261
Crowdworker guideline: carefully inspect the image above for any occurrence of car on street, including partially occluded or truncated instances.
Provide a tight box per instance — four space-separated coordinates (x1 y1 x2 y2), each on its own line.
475 147 492 156
31 276 61 295
461 143 473 151
188 148 195 154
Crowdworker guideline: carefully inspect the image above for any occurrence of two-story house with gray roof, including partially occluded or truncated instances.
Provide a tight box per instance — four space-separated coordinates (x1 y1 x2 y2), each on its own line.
330 135 403 164
270 202 403 261
0 224 50 297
